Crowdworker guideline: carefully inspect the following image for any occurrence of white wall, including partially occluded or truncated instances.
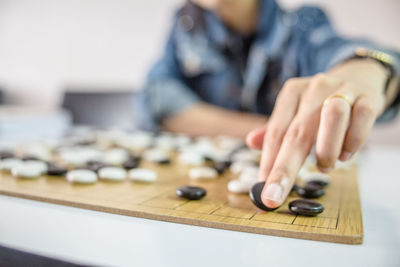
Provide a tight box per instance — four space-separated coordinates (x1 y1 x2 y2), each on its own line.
0 0 184 106
0 0 399 107
280 0 400 50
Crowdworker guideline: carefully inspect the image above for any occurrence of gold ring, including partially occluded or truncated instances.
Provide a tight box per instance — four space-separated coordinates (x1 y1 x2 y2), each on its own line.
323 93 354 107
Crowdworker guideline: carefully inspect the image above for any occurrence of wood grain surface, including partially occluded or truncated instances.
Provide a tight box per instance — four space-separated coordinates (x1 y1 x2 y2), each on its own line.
0 160 363 244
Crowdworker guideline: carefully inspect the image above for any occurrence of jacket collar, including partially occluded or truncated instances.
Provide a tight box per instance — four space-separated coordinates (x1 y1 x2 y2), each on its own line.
203 0 280 52
188 0 291 111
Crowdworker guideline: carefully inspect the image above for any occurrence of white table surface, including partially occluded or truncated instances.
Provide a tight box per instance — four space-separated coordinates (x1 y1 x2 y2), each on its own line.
1 144 399 267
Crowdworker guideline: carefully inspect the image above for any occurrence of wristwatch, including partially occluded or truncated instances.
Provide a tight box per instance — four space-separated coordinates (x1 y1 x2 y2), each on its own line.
351 47 396 94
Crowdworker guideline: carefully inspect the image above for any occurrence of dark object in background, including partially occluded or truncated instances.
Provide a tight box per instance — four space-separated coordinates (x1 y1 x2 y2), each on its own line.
0 244 88 267
0 88 3 104
61 90 135 128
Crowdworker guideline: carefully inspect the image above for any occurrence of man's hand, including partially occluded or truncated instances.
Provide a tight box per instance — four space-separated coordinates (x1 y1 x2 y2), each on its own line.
246 58 398 209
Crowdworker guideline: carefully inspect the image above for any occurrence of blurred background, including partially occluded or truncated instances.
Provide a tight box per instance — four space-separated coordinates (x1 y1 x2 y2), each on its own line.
0 0 399 144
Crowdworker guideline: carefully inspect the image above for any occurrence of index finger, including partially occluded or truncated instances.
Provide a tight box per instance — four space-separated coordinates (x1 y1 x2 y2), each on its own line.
257 78 309 182
261 113 319 208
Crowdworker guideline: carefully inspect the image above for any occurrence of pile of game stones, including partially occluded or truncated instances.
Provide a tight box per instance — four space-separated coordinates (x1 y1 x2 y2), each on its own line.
0 130 160 183
0 131 253 185
175 136 262 199
0 145 155 184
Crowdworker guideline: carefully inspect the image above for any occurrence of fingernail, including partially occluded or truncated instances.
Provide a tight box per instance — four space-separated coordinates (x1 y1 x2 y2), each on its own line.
341 151 352 161
280 177 291 189
262 183 283 202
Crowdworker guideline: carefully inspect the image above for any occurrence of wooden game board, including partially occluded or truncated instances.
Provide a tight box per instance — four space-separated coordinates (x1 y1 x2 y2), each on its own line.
0 161 363 244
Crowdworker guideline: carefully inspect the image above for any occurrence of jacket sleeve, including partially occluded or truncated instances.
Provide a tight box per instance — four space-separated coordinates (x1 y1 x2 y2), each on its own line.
290 6 400 122
134 14 201 131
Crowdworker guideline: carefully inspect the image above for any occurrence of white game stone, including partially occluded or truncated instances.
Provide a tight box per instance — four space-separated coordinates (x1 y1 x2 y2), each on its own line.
22 143 52 161
66 169 98 184
216 135 244 151
298 165 311 179
238 166 259 182
178 151 205 166
191 137 215 155
335 156 357 170
58 149 86 166
204 148 231 162
154 134 176 150
11 161 46 179
129 168 157 182
117 131 154 150
189 167 218 180
24 160 48 174
174 134 191 148
231 149 260 163
58 147 102 166
228 179 256 194
102 148 130 165
0 158 23 172
78 147 103 162
98 167 127 181
230 160 256 174
143 149 169 162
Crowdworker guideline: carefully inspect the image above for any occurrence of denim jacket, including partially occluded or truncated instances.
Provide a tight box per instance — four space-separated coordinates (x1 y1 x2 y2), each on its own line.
135 0 400 130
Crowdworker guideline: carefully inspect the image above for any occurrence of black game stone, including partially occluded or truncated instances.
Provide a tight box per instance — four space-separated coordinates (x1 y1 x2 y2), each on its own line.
46 163 68 176
306 180 329 188
157 158 171 165
176 185 206 200
223 160 232 167
289 199 324 216
21 155 40 161
130 155 142 163
249 182 278 211
296 183 325 199
213 161 230 174
291 184 299 193
203 155 214 163
85 161 107 173
75 139 96 146
0 151 14 160
122 159 139 169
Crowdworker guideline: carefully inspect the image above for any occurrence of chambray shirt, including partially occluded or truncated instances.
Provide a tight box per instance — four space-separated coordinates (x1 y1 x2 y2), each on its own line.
135 0 400 130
